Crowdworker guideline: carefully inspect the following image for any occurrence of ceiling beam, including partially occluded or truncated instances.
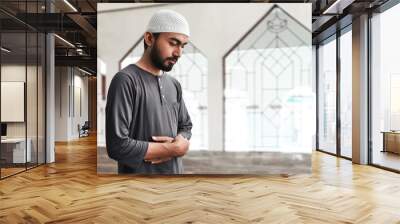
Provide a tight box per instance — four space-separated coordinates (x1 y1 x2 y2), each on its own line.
55 55 96 71
67 13 97 41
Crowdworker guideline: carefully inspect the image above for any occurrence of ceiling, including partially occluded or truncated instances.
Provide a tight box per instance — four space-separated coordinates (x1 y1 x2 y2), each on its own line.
0 0 394 74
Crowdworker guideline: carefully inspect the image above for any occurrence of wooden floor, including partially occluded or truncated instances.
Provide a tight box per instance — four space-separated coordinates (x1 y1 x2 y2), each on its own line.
0 167 26 178
1 135 400 223
1 163 46 178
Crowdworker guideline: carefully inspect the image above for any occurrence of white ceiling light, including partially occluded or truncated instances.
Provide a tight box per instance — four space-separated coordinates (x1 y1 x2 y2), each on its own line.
63 0 78 12
1 47 11 53
323 0 355 15
54 34 75 48
78 67 92 76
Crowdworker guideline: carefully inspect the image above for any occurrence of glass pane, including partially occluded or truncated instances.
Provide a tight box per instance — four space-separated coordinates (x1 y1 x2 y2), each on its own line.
27 30 38 169
318 37 337 154
26 0 38 169
38 32 45 164
224 5 314 153
371 5 400 171
1 30 27 177
340 29 352 158
119 39 209 150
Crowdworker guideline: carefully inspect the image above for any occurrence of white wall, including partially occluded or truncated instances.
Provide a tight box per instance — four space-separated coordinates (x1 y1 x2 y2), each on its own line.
97 59 107 147
55 66 68 141
97 3 311 151
55 66 89 141
1 65 34 138
72 72 89 137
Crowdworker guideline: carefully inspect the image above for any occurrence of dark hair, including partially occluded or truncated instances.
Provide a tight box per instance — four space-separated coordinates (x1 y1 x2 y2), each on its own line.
144 33 160 50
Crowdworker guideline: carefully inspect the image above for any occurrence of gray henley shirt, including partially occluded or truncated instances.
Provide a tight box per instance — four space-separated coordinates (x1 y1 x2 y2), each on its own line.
105 64 192 174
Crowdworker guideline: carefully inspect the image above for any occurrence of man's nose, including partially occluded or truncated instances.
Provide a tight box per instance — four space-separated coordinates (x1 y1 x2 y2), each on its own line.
173 47 182 57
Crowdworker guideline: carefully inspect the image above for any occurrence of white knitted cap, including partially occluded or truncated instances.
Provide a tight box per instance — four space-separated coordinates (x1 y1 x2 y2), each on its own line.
146 9 190 37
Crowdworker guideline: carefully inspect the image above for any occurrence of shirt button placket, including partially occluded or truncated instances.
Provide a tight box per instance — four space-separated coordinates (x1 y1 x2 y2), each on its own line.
158 76 164 104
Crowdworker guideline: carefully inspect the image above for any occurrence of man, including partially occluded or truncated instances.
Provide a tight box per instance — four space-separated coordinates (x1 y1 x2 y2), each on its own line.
106 9 193 174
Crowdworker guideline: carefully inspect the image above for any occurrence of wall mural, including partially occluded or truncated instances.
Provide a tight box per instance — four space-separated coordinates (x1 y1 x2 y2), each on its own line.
224 5 313 153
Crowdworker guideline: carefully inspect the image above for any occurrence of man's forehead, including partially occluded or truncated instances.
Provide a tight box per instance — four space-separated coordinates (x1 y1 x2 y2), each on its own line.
161 32 189 43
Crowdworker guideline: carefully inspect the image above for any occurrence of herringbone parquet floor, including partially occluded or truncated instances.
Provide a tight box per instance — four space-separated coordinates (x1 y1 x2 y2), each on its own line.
1 134 400 223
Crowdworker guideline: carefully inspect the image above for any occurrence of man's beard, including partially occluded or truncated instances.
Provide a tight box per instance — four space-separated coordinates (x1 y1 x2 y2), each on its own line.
149 44 178 72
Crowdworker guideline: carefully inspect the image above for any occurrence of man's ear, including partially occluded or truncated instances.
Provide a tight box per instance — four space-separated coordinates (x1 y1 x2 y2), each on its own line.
144 32 153 48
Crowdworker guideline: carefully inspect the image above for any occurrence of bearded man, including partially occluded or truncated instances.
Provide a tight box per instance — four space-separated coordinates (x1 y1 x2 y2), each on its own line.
106 9 192 174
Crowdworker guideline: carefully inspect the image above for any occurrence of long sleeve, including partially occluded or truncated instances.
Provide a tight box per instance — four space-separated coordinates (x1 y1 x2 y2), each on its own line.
176 83 193 140
105 72 148 169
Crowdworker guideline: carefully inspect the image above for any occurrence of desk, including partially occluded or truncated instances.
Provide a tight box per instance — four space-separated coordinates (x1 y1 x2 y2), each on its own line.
1 138 31 163
381 131 400 154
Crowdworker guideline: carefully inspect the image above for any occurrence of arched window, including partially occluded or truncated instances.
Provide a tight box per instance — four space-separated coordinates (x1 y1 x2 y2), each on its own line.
119 38 208 150
224 5 313 152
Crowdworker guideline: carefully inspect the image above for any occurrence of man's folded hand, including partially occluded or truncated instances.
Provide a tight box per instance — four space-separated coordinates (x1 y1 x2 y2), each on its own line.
171 134 190 157
145 135 189 164
152 134 189 157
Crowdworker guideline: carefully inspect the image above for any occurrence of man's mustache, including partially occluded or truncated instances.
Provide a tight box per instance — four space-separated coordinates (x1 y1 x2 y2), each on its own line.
165 56 179 62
